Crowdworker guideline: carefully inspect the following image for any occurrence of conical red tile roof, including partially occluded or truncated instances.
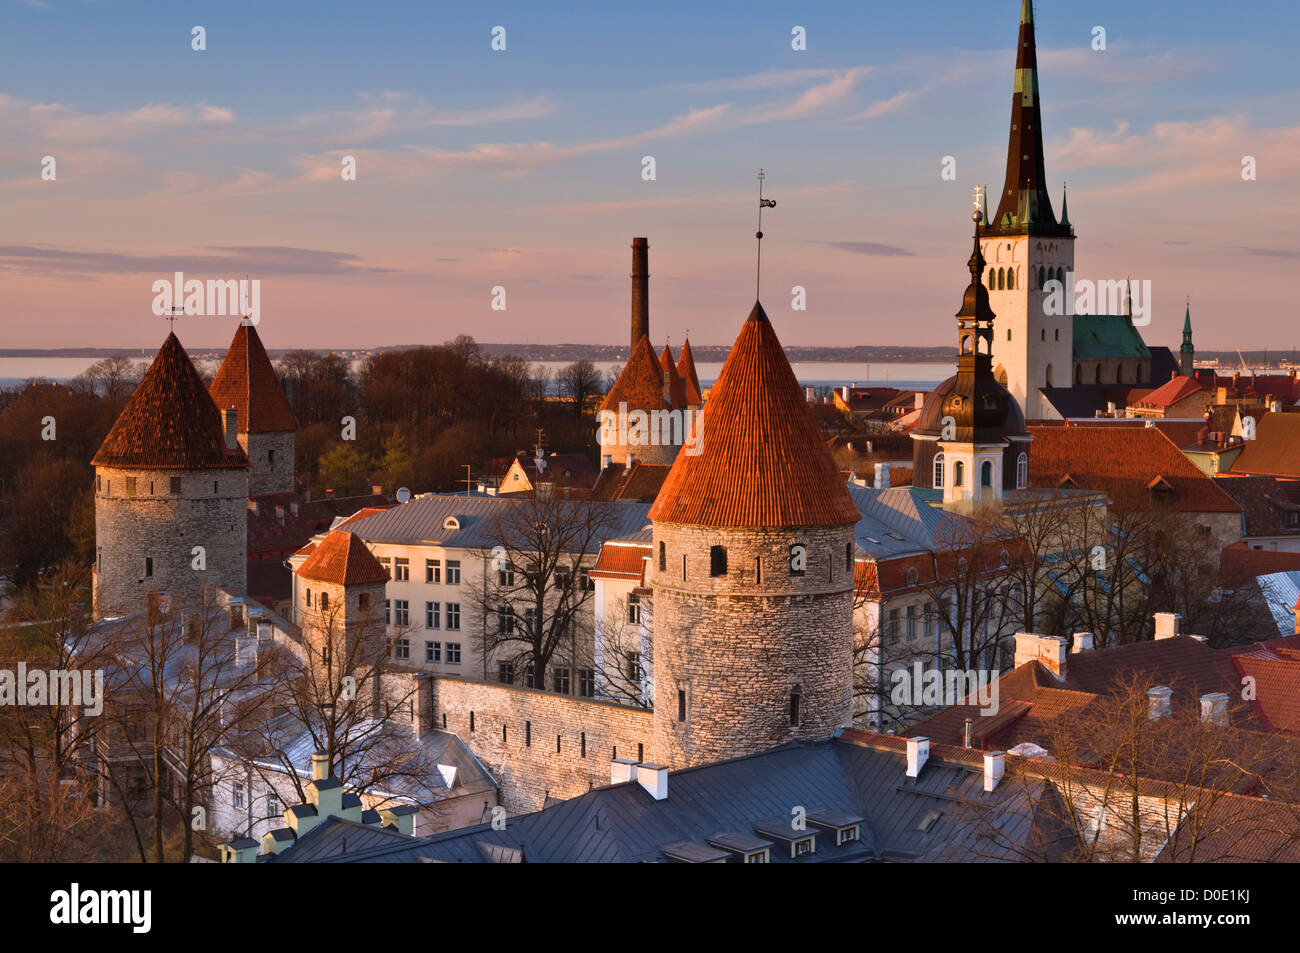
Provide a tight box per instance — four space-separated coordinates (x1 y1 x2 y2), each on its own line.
676 338 703 405
658 343 689 410
649 302 859 528
295 530 388 585
92 333 249 470
209 323 297 433
600 336 676 413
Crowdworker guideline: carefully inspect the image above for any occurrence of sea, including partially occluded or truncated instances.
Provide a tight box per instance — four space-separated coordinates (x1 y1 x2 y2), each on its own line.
0 357 952 394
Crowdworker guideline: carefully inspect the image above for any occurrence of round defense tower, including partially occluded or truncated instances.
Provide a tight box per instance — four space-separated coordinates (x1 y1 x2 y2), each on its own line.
92 332 249 619
648 301 860 768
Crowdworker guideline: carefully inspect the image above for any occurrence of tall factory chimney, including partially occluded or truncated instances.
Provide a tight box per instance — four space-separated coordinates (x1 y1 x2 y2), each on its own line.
631 237 649 351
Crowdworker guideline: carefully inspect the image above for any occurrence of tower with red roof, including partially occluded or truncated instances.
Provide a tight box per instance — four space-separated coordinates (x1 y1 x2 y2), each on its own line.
293 529 388 657
648 301 860 767
92 332 249 619
209 322 297 496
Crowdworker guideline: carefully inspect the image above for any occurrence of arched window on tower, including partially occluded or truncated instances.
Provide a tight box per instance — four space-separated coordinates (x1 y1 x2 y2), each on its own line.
933 452 945 489
1045 364 1054 387
1039 265 1047 288
710 545 727 577
1117 364 1126 385
658 541 666 572
305 588 312 608
953 461 965 487
1095 364 1102 384
1016 452 1028 489
1007 269 1015 291
981 461 993 488
997 268 1005 290
320 592 329 612
1075 364 1082 385
1055 266 1064 284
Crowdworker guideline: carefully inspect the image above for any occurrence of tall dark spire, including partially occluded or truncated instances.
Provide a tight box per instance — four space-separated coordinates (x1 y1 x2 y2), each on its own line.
988 0 1069 236
1180 299 1195 375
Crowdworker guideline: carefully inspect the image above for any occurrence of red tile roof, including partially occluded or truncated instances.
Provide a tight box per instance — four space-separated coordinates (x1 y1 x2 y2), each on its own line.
590 542 652 580
209 323 297 433
658 344 689 410
600 336 676 414
92 332 249 470
1219 542 1300 588
1231 643 1300 733
676 338 702 405
1232 413 1300 479
1135 375 1204 409
295 530 389 585
648 302 859 528
1028 424 1241 512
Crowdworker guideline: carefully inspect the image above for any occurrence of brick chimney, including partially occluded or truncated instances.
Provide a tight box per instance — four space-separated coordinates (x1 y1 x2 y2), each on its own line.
630 237 649 351
1071 632 1095 653
1200 692 1229 727
1147 685 1173 721
1013 633 1068 680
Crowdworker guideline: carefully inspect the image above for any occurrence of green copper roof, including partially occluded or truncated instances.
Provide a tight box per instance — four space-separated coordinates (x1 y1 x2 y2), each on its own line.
1073 315 1153 361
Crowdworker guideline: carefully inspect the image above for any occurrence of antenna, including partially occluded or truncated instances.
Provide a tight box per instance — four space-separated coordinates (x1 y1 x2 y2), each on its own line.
756 169 776 299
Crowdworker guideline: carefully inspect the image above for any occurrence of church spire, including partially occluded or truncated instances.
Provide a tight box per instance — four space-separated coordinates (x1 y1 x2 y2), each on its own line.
989 0 1065 236
1180 299 1195 376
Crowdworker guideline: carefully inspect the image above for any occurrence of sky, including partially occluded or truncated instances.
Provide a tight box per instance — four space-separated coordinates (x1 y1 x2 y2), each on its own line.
1 0 1298 355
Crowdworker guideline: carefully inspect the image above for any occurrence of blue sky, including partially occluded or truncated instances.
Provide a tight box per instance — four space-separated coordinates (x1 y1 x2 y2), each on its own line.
2 0 1297 353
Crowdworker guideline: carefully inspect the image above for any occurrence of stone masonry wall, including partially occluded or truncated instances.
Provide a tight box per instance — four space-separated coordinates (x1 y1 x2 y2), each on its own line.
651 522 856 768
242 430 296 497
93 465 247 619
429 677 653 815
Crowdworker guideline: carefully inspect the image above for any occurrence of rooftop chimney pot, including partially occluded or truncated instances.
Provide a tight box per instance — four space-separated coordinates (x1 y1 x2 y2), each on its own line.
1072 632 1095 653
1153 612 1182 640
905 737 930 778
1147 685 1173 721
983 750 1006 792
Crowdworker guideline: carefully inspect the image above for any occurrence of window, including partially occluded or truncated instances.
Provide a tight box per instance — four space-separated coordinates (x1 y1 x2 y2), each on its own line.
232 784 244 809
394 638 410 660
497 605 515 634
625 652 640 683
526 722 532 746
845 542 853 573
658 541 666 571
378 557 392 579
906 605 916 639
553 667 571 694
525 663 536 688
789 544 807 576
681 555 687 581
581 732 587 757
426 641 441 663
384 600 391 624
497 565 514 587
268 449 275 467
425 601 440 629
755 556 762 583
627 594 641 625
579 668 595 697
996 267 1005 290
1289 512 1299 528
145 557 153 578
981 461 993 488
524 607 539 637
394 557 409 581
267 795 279 819
555 565 571 589
923 602 934 638
446 642 461 664
745 850 769 863
794 838 815 857
1040 329 1046 342
446 603 460 630
953 461 965 487
1016 452 1028 490
320 591 329 612
905 567 920 586
125 476 137 495
710 545 728 576
1007 268 1015 291
304 588 312 607
1054 328 1059 342
498 661 514 683
888 608 900 644
1038 265 1046 288
393 600 409 626
790 688 801 727
170 476 182 494
933 452 945 489
579 568 594 591
446 560 461 584
426 559 441 583
678 689 687 722
359 592 369 608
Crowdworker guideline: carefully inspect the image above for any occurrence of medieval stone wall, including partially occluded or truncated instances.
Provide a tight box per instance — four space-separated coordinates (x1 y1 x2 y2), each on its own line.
429 676 652 815
242 430 296 496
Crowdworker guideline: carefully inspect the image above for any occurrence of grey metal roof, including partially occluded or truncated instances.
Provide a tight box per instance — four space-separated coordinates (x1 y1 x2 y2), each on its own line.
341 492 652 551
848 484 971 559
265 735 1063 863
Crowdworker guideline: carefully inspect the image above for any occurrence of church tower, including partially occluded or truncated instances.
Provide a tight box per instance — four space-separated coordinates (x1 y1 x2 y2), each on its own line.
209 322 297 496
92 333 249 619
912 212 1032 505
1180 302 1196 376
648 300 860 768
983 0 1075 420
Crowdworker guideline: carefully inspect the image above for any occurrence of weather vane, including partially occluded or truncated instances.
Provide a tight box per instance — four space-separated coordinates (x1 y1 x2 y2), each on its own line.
166 305 183 330
756 169 777 298
972 184 986 222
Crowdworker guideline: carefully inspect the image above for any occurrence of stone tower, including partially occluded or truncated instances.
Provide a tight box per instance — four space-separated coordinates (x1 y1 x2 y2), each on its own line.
982 0 1075 420
1180 302 1195 377
209 322 297 496
598 237 687 467
648 301 860 769
293 529 389 689
912 212 1032 505
92 332 249 620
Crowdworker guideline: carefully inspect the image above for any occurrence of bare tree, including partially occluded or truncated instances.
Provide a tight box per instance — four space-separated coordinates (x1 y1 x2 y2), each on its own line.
558 359 601 417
